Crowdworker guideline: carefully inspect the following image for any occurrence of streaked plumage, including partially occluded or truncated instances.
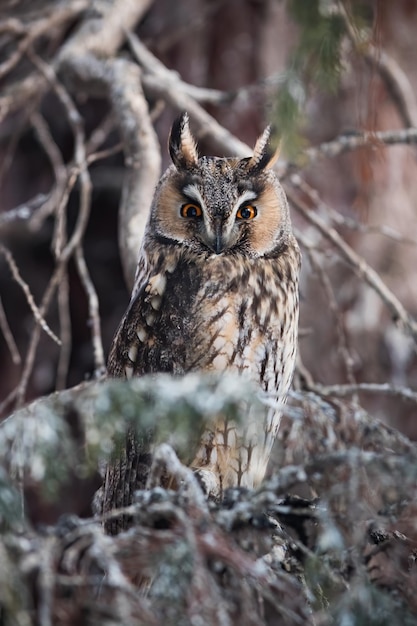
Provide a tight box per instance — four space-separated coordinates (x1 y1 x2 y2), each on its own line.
107 112 300 499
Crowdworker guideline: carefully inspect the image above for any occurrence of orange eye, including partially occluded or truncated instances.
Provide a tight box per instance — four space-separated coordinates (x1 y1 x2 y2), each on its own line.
180 203 202 218
236 204 257 220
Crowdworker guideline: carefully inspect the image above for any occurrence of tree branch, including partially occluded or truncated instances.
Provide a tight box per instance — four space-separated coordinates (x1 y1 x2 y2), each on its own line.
288 175 417 343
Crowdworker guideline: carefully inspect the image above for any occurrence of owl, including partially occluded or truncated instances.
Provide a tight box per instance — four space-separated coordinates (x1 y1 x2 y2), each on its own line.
105 112 300 507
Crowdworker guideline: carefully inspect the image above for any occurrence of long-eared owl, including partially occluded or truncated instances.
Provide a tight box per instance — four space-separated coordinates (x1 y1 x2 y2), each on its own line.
107 112 301 500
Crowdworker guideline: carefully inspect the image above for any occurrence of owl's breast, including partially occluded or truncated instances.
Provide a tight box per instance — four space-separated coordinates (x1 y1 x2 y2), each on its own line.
109 251 298 394
185 255 299 396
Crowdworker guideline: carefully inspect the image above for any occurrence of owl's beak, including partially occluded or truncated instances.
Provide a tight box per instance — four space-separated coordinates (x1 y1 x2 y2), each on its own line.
213 217 225 254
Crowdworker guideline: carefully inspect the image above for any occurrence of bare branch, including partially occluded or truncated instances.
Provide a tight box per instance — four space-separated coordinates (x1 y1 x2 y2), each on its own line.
85 112 116 154
0 296 21 365
147 444 209 513
14 263 67 408
0 0 151 123
339 2 417 127
0 194 48 227
30 111 67 230
128 32 286 106
86 142 123 166
310 382 417 404
0 244 61 346
128 33 251 157
74 246 106 376
56 273 71 391
58 0 153 64
287 176 417 343
302 243 357 391
0 71 46 124
0 1 88 81
302 127 417 166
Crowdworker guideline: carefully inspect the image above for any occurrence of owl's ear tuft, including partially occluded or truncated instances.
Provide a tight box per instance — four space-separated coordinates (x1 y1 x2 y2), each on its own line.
244 126 279 174
169 112 199 169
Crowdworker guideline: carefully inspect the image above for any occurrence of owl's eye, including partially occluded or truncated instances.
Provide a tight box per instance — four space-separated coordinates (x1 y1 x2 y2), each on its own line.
180 203 203 218
236 204 257 220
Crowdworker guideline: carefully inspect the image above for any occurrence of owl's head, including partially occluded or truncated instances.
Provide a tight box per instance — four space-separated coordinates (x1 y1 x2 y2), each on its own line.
147 113 293 259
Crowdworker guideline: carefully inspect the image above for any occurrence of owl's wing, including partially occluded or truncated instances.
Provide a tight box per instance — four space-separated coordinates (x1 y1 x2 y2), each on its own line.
107 259 152 378
102 270 154 533
106 297 140 378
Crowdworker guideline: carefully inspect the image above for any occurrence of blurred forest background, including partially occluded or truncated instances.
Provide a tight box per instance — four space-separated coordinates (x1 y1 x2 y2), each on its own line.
1 1 417 625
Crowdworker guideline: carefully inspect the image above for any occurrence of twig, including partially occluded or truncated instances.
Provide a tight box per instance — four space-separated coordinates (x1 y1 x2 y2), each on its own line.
293 176 417 246
0 105 36 189
326 205 417 247
0 0 150 123
85 112 116 154
9 54 95 407
302 128 417 166
58 0 153 67
147 443 209 513
52 169 75 258
309 382 417 404
0 71 47 125
0 296 21 365
0 387 19 416
0 244 61 346
14 263 66 408
128 32 251 157
56 272 71 391
287 176 417 343
129 30 286 106
0 1 89 81
302 242 357 392
0 194 48 227
30 111 68 230
29 51 105 377
0 18 25 36
339 1 417 128
74 246 106 376
86 141 124 166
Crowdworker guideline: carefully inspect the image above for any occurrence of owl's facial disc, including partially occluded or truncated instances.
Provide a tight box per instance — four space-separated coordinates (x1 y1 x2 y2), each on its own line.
181 184 258 254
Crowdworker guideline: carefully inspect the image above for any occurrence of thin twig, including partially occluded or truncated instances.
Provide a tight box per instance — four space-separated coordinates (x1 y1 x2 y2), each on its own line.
303 243 358 393
86 142 124 165
29 51 105 377
310 382 417 404
128 32 251 157
85 112 116 154
338 1 417 127
0 296 21 365
330 212 417 247
0 194 48 227
147 444 209 513
56 272 71 391
287 176 417 343
302 128 417 166
9 54 95 407
0 387 19 416
74 246 106 376
0 1 89 81
12 263 65 408
0 244 61 346
30 111 68 230
292 176 417 249
128 30 286 106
